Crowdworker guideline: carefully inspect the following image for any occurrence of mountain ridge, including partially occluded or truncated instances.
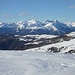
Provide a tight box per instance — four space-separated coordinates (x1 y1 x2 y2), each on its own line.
0 19 75 35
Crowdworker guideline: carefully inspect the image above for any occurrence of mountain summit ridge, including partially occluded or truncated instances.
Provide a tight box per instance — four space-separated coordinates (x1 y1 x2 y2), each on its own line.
0 19 75 35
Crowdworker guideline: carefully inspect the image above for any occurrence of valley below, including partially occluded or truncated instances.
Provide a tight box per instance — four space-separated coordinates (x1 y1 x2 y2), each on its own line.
0 32 75 54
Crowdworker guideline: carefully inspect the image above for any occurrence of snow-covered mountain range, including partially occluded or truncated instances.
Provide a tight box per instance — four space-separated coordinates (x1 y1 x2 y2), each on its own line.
0 19 75 35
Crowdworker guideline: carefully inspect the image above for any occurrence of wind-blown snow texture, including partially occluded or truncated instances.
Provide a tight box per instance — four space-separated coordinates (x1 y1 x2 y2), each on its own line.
0 19 75 35
0 51 75 75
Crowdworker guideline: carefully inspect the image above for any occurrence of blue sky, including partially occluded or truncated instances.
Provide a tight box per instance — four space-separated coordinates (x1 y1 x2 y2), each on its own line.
0 0 75 22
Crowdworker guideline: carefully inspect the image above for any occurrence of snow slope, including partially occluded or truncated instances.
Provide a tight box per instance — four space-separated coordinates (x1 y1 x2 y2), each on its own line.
26 32 75 53
0 51 75 75
34 38 75 53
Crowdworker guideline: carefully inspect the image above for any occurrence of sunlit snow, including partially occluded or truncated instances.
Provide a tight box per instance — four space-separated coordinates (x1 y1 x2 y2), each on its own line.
0 51 75 75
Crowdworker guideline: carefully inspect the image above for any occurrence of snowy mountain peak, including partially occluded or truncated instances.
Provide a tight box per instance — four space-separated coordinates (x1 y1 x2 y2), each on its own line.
65 22 75 27
17 21 24 24
53 20 59 23
44 23 58 31
27 19 38 24
0 19 75 35
44 20 59 24
0 22 3 24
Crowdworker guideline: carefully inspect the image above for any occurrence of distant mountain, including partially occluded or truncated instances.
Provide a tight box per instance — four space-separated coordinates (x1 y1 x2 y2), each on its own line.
0 19 75 35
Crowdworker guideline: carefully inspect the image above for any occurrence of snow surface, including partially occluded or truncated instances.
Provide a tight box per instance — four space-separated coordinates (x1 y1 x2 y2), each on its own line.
19 34 57 42
0 51 75 75
66 32 75 36
41 38 75 53
23 34 57 39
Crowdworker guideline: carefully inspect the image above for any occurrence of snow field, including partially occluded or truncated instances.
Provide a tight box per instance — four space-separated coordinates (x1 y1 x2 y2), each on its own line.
0 51 75 75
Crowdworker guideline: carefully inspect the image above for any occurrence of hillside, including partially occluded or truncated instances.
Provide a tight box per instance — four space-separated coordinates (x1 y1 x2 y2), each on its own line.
0 32 75 54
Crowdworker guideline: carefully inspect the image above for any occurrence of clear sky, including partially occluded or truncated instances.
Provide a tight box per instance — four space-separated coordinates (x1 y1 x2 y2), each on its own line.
0 0 75 22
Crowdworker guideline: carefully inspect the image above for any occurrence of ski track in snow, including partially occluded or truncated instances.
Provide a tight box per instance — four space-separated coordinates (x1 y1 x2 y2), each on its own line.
0 51 75 75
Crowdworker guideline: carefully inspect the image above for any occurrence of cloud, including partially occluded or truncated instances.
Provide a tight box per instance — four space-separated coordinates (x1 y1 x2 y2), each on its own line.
19 12 29 16
30 16 38 20
3 14 11 19
69 5 75 9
